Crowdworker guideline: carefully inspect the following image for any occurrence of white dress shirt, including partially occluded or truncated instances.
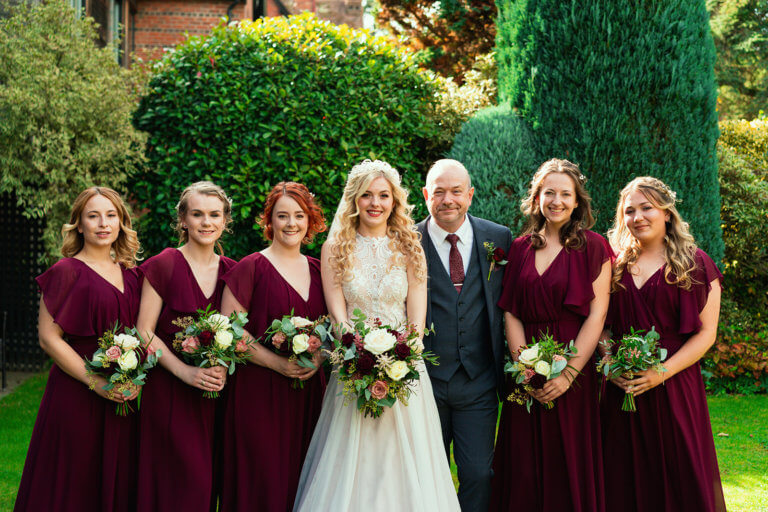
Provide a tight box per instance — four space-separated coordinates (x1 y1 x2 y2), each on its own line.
427 216 474 276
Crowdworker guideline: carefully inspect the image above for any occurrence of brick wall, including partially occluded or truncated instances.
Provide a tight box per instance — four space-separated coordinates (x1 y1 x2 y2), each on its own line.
132 0 246 61
131 0 362 63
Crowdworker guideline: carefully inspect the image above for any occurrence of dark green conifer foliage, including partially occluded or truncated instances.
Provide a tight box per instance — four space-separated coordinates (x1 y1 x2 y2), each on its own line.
495 0 724 261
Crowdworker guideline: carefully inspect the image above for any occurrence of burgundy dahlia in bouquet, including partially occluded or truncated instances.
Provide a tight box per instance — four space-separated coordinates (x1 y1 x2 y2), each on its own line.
262 312 333 388
326 308 438 419
172 305 251 398
85 324 162 416
504 332 578 412
597 327 667 412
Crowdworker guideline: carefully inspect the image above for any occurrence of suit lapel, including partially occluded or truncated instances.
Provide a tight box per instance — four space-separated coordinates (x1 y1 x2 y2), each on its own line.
470 215 496 328
418 218 434 331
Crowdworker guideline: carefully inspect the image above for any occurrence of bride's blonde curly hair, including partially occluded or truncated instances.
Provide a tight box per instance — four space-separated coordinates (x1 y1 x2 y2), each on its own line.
328 160 426 284
608 176 699 291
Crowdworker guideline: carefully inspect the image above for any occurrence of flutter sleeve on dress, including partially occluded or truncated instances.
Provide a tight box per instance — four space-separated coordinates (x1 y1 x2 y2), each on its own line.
678 249 724 335
563 230 612 317
138 249 175 300
497 236 530 317
36 259 96 336
222 253 261 312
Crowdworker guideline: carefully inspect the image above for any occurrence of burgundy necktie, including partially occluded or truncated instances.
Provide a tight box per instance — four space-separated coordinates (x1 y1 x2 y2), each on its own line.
446 233 464 293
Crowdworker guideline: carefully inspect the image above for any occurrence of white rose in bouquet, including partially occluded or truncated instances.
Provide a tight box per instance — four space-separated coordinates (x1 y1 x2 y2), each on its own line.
208 313 231 332
214 330 233 349
292 333 310 354
364 329 397 355
114 333 140 351
117 349 139 371
518 345 540 365
385 360 409 381
534 360 551 377
290 316 313 329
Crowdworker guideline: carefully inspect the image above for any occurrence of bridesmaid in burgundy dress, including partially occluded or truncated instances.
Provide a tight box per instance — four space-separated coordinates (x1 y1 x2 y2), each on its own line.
220 182 328 512
15 187 142 512
490 159 611 512
601 177 726 512
135 182 237 511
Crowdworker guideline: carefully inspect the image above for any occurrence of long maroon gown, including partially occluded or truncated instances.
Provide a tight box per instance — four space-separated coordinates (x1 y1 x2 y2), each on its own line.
219 253 327 512
135 248 236 511
602 249 726 512
14 258 141 512
490 230 610 512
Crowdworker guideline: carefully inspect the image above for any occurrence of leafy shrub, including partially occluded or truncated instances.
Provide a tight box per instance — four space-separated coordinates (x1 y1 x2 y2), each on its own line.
0 0 146 262
447 103 538 233
132 13 442 258
431 53 498 155
495 0 723 261
703 119 768 394
703 297 768 395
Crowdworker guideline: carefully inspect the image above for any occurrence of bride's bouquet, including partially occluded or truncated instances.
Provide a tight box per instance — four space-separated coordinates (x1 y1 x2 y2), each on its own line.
172 305 251 398
85 324 162 416
505 332 578 412
597 327 667 412
262 312 333 388
326 308 438 419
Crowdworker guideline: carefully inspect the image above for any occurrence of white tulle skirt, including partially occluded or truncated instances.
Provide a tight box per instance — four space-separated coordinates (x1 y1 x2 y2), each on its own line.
293 365 461 511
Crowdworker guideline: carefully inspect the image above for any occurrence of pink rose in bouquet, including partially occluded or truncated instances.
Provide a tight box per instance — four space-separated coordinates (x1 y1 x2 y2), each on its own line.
370 380 389 400
181 336 200 354
271 331 286 349
308 335 322 352
105 345 121 361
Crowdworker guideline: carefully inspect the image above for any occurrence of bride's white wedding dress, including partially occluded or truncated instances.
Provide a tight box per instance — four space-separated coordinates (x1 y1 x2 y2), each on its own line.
293 234 460 511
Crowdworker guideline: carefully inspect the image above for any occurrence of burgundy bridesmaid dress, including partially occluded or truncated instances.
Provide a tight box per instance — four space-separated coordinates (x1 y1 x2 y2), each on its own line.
14 258 141 512
219 253 327 512
135 248 236 512
490 230 610 512
601 249 726 512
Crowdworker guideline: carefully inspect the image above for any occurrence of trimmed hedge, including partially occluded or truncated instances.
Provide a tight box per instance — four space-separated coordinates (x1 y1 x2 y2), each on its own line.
447 103 538 233
132 13 442 257
495 0 723 261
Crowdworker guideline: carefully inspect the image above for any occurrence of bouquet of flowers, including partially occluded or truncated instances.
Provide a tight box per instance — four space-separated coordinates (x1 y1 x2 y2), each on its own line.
326 308 438 419
85 324 162 416
597 327 667 412
505 332 578 412
262 312 333 388
172 306 251 398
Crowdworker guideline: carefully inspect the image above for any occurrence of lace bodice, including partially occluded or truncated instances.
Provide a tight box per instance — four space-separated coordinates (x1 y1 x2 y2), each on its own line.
342 234 408 327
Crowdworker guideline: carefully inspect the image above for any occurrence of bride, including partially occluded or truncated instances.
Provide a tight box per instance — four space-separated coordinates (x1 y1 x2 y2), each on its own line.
293 160 460 511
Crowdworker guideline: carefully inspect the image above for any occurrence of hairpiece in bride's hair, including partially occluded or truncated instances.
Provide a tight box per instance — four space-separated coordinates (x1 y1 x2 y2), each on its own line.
348 159 401 186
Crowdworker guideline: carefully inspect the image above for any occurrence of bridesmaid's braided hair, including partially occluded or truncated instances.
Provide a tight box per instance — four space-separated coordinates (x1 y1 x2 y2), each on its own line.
175 181 233 255
61 187 141 268
521 158 595 251
608 177 699 291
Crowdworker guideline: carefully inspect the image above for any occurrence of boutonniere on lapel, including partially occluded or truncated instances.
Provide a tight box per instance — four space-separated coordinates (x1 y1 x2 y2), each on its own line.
483 242 508 280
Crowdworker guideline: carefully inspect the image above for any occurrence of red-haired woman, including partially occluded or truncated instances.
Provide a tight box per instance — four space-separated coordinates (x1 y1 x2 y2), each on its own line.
219 182 328 512
15 187 142 512
135 182 237 511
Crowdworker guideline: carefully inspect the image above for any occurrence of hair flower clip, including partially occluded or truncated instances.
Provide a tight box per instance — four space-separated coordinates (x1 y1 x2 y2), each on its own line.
484 242 508 280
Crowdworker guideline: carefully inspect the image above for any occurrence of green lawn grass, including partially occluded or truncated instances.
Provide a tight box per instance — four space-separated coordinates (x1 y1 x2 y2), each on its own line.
0 373 47 511
1 373 767 510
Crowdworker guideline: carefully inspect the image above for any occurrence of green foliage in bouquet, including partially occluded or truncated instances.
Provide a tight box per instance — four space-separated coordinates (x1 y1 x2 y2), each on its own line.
328 308 437 418
0 0 147 263
504 332 578 412
495 0 723 261
448 103 538 234
132 13 443 258
598 327 667 412
85 324 162 416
